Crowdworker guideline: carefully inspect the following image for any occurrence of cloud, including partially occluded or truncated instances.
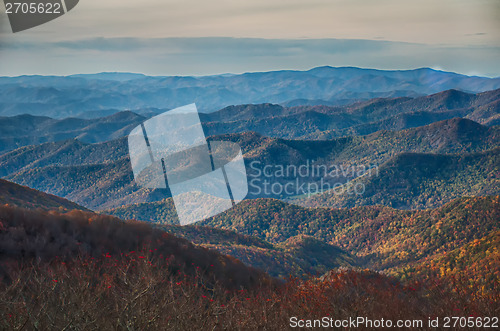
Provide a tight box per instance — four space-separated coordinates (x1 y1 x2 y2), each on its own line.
46 37 391 53
1 0 499 44
0 1 498 77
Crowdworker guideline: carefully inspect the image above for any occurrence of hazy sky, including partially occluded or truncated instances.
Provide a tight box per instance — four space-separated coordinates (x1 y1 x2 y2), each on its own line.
0 0 499 76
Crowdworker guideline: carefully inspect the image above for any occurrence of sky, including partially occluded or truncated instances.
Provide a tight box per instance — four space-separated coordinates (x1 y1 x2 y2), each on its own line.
0 0 499 77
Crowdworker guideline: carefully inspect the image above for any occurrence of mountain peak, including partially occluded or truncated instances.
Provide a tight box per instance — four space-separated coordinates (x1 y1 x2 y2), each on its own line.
102 111 145 122
68 72 147 81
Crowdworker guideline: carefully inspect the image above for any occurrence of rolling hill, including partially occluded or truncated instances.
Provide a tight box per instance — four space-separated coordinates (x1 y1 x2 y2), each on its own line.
204 196 500 272
160 225 357 278
0 204 270 290
398 229 499 298
2 118 498 209
1 67 499 328
1 175 495 293
298 147 500 209
202 89 500 139
1 88 498 154
3 202 491 329
0 111 146 153
105 195 500 275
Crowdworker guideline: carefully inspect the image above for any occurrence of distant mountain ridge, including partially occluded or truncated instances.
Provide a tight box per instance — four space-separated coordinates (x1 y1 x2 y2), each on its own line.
1 66 500 118
202 88 500 139
0 111 146 153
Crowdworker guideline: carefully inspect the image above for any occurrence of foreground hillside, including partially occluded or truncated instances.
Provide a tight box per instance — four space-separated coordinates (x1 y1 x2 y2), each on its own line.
399 230 499 299
0 179 355 279
0 204 268 290
0 178 87 211
0 204 497 329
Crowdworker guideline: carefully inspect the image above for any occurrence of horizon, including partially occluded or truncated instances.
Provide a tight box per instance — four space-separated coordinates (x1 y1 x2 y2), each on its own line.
1 65 499 79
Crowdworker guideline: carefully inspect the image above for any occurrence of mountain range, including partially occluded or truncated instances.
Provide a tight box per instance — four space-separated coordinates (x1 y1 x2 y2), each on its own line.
0 111 146 153
296 147 499 209
1 88 498 155
1 116 498 209
202 88 500 139
1 71 498 273
1 67 500 118
1 67 499 327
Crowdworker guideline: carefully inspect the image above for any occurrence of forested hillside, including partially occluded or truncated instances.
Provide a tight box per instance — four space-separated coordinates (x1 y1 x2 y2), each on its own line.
0 203 497 329
106 195 500 285
398 230 499 299
0 204 268 289
2 118 498 209
1 88 499 154
203 89 500 139
203 196 500 271
299 147 500 209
